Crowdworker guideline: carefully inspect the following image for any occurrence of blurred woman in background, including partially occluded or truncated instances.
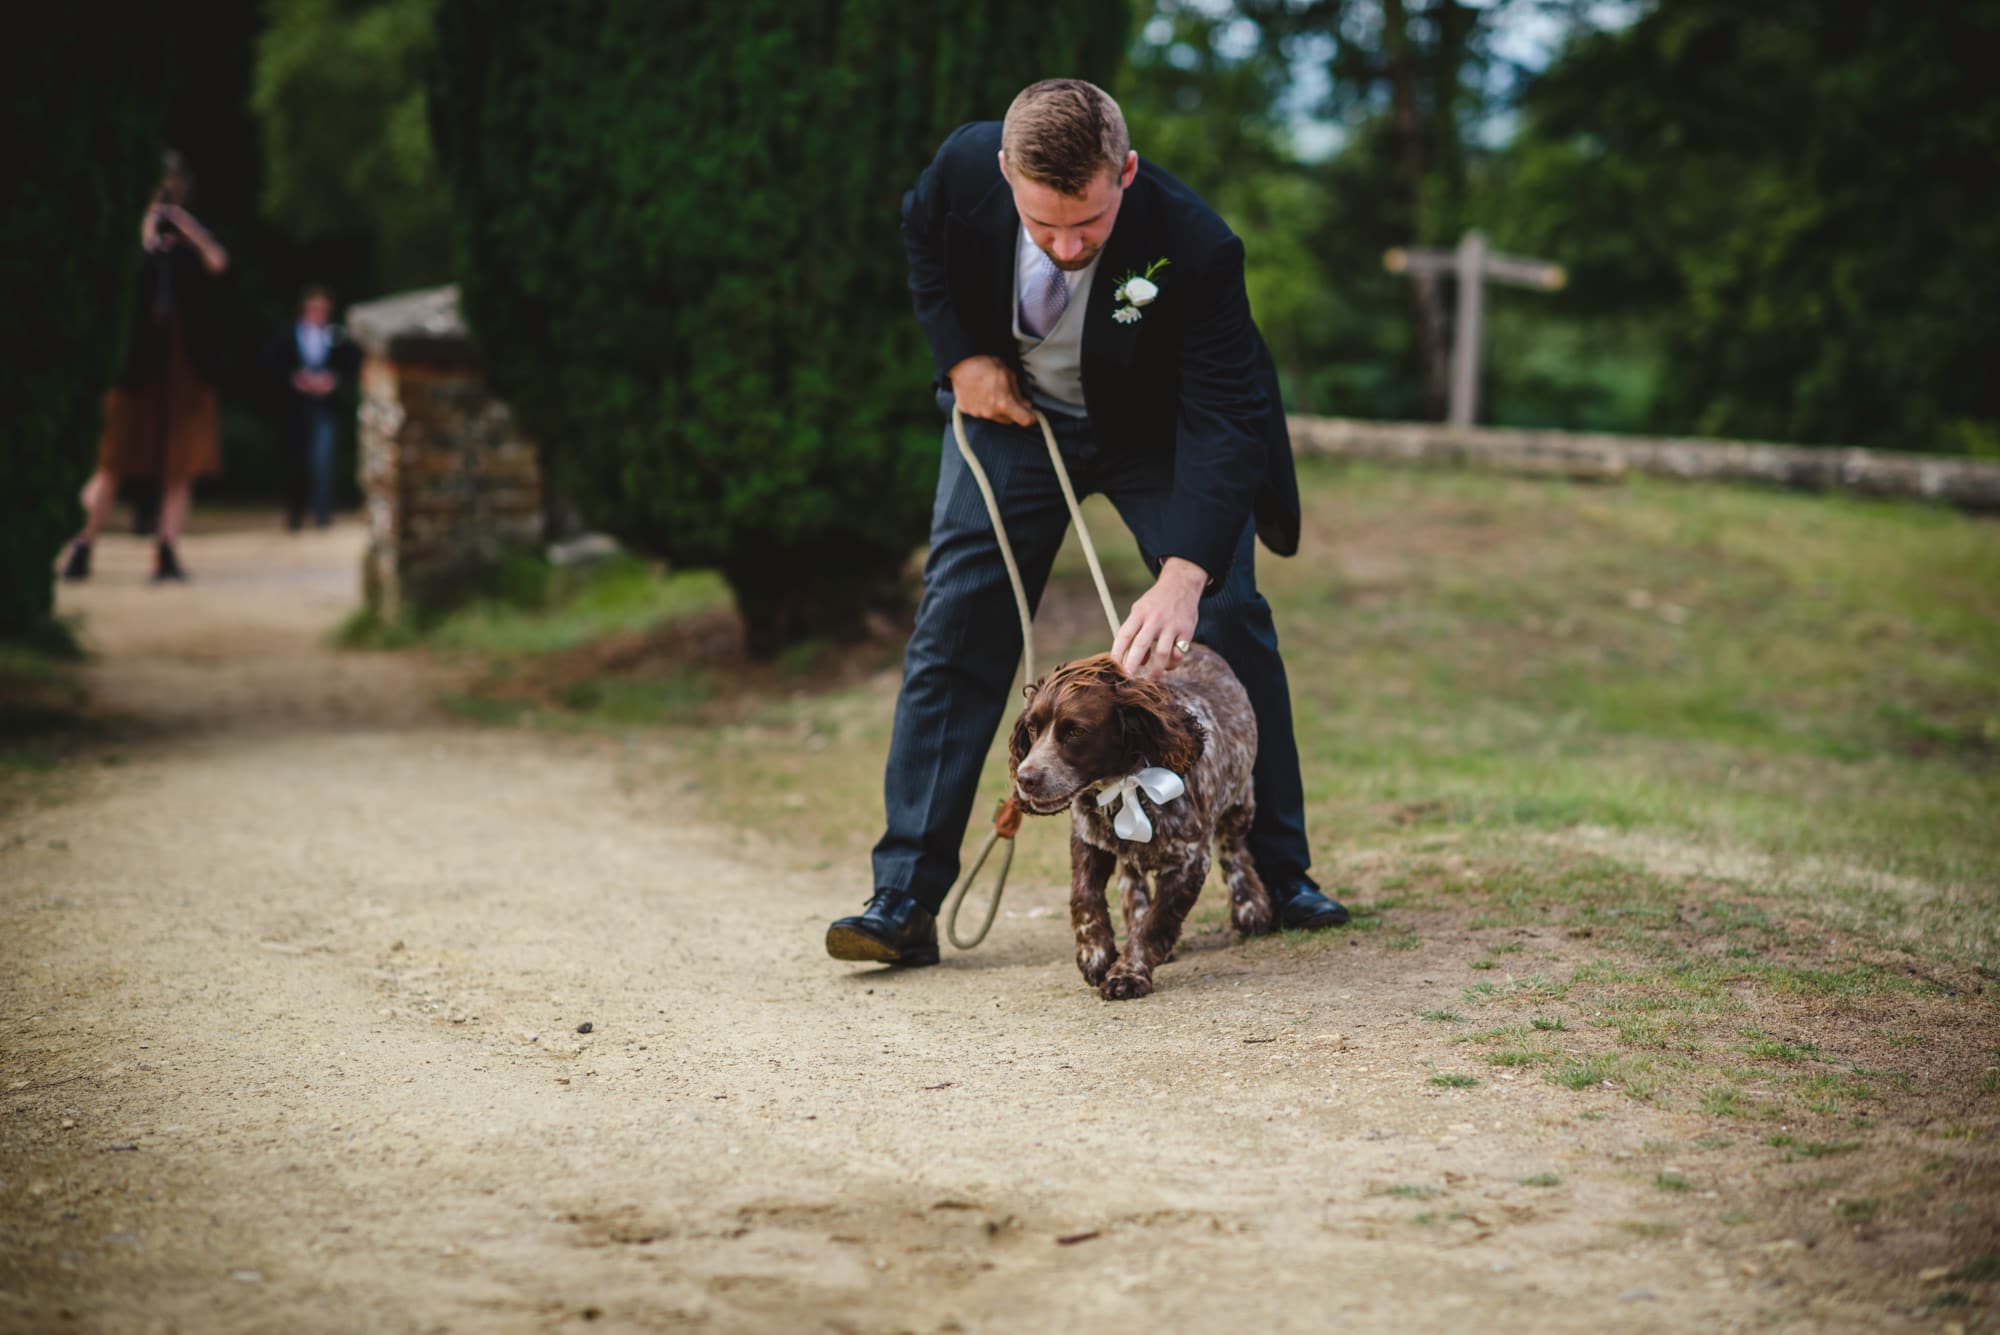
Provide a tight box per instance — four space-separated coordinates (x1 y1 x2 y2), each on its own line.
61 150 229 583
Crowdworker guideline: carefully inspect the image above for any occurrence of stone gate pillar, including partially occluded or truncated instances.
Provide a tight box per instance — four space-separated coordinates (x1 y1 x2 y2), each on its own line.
346 285 544 619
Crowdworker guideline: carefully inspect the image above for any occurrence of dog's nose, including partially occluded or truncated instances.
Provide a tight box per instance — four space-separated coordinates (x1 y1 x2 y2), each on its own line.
1015 766 1045 796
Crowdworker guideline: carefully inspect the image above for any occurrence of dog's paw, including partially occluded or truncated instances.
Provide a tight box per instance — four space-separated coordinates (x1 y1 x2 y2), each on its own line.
1232 894 1277 937
1077 943 1118 986
1097 967 1154 1001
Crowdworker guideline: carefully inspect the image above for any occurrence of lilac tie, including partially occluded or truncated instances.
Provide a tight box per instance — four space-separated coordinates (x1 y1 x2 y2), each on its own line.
1020 248 1069 339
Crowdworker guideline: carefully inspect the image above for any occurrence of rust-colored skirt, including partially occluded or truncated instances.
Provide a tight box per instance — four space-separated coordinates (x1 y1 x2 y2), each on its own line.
97 315 220 486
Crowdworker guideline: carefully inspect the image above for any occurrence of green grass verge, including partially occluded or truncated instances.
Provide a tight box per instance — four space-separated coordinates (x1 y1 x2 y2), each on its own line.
339 553 731 660
403 465 2000 1137
638 466 1997 970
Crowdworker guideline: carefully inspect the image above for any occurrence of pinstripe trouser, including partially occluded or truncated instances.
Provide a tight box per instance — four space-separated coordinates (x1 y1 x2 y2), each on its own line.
871 398 1317 912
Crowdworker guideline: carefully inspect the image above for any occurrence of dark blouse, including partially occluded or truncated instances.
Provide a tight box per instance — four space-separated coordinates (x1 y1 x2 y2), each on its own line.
117 242 224 389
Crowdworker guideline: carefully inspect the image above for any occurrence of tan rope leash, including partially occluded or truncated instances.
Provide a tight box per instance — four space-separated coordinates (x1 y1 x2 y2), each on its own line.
941 403 1121 949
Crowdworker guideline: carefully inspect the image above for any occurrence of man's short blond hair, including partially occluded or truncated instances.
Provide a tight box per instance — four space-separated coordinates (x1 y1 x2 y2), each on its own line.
1001 79 1130 197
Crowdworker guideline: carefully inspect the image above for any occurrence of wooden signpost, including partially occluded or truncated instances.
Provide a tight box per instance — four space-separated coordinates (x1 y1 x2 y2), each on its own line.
1385 231 1566 428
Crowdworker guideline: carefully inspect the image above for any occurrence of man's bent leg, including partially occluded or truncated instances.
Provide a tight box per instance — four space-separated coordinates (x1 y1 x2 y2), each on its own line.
283 427 309 531
1183 524 1317 891
1102 487 1340 925
307 406 338 527
867 408 1073 914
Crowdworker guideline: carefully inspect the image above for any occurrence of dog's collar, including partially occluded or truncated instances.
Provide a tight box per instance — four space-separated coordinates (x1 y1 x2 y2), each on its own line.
1094 767 1186 843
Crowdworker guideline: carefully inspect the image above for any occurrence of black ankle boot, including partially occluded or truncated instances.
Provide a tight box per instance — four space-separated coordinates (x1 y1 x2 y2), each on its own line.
152 541 187 583
60 540 92 581
826 889 940 966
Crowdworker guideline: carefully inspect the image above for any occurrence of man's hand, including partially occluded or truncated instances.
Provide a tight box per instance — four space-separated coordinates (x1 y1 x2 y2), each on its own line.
1113 557 1208 680
948 354 1035 427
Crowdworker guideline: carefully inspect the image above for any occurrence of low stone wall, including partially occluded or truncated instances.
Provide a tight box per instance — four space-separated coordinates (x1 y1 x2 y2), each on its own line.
348 286 544 618
1288 417 2000 514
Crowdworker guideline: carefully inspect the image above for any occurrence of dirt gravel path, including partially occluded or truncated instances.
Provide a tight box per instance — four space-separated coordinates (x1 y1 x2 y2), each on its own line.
2 518 1896 1332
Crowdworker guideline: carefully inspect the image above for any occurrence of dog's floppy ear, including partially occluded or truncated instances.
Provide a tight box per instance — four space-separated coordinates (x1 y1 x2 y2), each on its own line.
1007 682 1039 775
1116 677 1204 775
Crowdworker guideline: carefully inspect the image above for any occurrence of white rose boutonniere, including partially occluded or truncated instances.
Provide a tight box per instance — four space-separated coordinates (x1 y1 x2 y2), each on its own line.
1112 256 1170 324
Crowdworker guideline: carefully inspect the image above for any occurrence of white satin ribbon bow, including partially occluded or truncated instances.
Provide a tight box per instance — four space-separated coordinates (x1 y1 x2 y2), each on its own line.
1094 767 1187 844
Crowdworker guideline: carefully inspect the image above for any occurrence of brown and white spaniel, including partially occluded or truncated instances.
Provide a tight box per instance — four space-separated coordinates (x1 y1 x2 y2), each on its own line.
1008 646 1274 999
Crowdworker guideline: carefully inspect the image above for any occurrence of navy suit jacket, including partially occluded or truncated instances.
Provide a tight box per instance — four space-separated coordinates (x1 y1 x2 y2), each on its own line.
264 322 361 448
901 121 1301 583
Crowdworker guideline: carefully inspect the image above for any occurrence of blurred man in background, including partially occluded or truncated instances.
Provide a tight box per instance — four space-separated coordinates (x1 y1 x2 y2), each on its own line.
270 285 357 531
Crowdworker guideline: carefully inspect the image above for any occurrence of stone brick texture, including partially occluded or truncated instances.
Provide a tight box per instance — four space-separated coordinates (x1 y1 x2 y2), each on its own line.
359 355 543 619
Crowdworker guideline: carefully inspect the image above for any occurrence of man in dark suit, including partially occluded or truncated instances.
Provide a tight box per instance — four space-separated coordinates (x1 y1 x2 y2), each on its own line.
827 79 1348 967
269 285 359 531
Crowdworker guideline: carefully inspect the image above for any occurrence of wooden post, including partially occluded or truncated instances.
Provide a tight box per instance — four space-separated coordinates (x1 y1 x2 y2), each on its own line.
1385 233 1565 428
1449 231 1485 428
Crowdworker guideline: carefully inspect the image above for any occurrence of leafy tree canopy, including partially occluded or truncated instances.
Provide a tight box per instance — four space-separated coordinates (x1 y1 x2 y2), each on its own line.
1501 0 2000 451
253 0 452 293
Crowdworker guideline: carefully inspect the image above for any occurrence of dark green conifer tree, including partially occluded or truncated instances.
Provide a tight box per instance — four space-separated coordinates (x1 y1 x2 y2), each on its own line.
1 23 164 635
429 1 1128 654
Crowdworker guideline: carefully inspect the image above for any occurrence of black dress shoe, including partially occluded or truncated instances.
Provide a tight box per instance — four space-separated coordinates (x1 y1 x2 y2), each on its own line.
1275 883 1352 931
60 540 91 581
826 889 940 967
